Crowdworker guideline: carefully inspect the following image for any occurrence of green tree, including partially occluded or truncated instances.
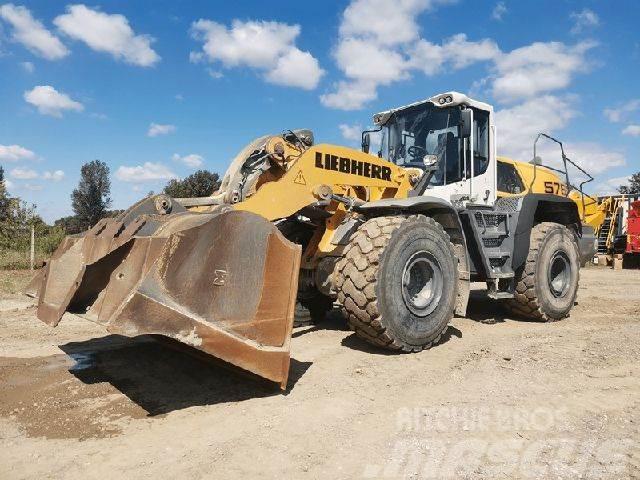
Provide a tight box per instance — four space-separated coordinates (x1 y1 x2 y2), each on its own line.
163 170 220 198
71 160 112 230
0 166 10 222
54 214 84 235
619 172 640 195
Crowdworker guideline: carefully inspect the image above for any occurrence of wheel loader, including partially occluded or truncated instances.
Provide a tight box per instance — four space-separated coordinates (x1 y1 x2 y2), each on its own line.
27 92 591 389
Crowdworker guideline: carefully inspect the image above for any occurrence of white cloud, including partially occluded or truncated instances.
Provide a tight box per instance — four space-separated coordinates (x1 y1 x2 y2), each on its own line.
4 179 14 190
9 167 38 179
323 33 498 110
495 95 577 161
570 9 599 35
54 4 159 67
147 123 176 137
492 2 507 21
540 142 625 177
336 38 409 85
206 68 223 79
593 176 630 195
324 1 595 110
175 93 184 101
42 170 64 181
322 1 498 110
172 153 204 168
320 80 378 110
21 60 34 72
23 183 43 191
565 144 625 175
191 19 297 69
496 96 626 177
115 162 177 182
491 41 596 103
7 167 65 182
622 125 640 137
0 4 69 60
23 85 83 117
339 123 362 142
604 99 640 123
339 0 453 46
0 144 36 162
264 48 324 90
410 34 500 75
190 19 324 90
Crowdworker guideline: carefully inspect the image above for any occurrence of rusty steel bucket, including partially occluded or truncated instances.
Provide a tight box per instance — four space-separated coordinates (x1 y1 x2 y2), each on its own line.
28 196 301 389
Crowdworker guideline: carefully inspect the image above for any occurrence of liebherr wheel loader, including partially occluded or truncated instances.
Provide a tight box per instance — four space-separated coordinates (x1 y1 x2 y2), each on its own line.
27 92 588 388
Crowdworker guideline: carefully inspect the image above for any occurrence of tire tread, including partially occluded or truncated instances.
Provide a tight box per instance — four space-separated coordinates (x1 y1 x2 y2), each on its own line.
504 222 579 322
335 215 454 351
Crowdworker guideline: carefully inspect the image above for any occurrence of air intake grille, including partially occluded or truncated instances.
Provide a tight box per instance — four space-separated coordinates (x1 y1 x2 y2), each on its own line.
489 257 506 267
495 197 521 212
475 212 507 228
483 237 503 248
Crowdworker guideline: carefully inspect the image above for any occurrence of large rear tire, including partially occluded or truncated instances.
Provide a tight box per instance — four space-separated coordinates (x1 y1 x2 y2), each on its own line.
334 215 457 352
505 222 579 321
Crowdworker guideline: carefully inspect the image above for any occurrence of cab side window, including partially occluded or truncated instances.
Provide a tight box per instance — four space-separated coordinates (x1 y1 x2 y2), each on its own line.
497 161 525 194
472 109 490 177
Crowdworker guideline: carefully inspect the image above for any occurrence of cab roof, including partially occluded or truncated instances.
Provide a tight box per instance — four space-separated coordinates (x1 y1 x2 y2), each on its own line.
373 91 493 126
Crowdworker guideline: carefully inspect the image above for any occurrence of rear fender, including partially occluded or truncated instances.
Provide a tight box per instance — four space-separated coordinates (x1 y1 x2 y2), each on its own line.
512 194 581 271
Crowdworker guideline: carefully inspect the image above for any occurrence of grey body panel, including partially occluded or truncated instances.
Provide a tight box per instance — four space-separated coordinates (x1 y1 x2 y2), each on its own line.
358 195 454 213
578 225 597 265
511 194 581 271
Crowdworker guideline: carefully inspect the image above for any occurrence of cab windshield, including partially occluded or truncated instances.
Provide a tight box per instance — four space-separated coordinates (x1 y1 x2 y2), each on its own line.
380 103 463 186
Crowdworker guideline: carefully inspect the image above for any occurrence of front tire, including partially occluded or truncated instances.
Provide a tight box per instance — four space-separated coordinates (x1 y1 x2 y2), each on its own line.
505 222 580 321
334 215 458 352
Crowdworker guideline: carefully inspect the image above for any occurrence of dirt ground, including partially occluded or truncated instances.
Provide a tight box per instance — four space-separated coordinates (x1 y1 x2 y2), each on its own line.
0 266 639 479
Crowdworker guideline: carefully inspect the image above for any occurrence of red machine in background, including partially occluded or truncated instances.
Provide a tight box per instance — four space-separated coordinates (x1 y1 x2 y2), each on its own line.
626 200 640 254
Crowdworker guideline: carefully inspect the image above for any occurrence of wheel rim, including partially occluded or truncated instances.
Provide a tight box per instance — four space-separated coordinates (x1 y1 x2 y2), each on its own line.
401 251 443 317
548 250 571 298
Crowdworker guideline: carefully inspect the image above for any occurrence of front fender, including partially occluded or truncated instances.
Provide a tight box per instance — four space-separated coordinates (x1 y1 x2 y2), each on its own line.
358 196 471 316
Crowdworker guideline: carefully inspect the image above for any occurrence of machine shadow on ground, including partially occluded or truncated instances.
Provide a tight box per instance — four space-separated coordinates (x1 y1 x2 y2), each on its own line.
291 308 350 338
465 289 508 324
59 335 312 416
293 305 465 354
340 324 463 354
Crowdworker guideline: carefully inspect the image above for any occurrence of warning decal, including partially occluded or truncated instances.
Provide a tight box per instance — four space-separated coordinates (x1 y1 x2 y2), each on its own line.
293 170 307 185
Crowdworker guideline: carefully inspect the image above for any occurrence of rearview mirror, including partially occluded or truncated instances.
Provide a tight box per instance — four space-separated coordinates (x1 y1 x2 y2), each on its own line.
362 132 370 154
423 154 438 167
459 109 472 138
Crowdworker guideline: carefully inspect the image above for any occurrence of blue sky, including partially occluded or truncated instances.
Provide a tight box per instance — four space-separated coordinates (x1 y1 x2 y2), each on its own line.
0 0 639 223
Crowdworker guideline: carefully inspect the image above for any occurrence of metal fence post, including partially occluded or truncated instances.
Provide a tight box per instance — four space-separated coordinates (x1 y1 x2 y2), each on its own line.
30 225 35 271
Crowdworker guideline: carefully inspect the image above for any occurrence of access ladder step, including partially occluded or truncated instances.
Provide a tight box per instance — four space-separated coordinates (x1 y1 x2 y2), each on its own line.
487 291 514 300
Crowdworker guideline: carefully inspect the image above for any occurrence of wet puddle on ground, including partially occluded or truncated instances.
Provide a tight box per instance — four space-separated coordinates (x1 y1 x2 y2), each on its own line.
0 334 279 439
67 352 96 372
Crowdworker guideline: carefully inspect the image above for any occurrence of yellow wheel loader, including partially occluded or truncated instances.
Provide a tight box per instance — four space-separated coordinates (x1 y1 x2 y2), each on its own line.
27 92 590 388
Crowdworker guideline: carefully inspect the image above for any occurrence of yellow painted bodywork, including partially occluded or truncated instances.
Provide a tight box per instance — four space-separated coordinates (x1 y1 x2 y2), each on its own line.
497 156 568 196
233 144 413 262
497 156 603 231
235 144 412 220
211 139 602 267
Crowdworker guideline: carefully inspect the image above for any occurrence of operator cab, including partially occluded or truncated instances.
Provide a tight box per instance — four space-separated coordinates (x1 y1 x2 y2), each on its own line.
371 92 497 207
